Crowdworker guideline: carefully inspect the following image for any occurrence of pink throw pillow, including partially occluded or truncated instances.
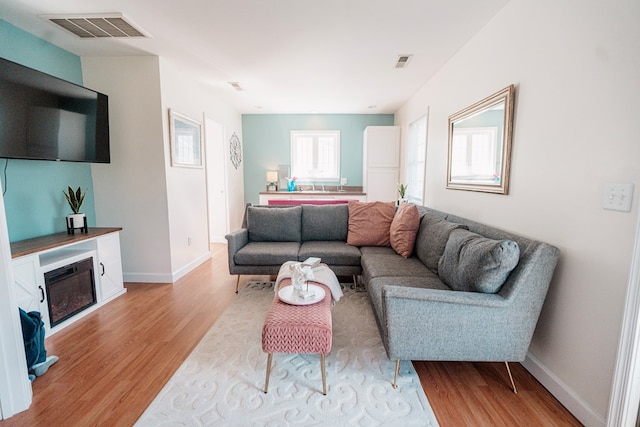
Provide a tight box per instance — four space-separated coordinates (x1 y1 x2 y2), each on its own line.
390 203 420 257
347 201 396 246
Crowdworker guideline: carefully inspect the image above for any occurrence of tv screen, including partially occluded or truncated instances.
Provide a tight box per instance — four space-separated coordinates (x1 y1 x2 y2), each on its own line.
0 57 110 163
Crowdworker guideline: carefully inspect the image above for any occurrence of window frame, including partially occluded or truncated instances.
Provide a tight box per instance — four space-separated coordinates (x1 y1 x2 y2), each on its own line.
406 115 427 205
290 130 340 182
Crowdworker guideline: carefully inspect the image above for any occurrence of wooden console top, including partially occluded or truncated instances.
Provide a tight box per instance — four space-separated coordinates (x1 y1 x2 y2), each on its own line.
10 227 122 258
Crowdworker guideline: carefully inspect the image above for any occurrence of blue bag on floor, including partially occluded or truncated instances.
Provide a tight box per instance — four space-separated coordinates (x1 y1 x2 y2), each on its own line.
19 308 46 369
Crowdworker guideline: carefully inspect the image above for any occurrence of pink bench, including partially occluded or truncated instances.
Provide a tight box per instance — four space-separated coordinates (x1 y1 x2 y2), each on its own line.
262 280 332 395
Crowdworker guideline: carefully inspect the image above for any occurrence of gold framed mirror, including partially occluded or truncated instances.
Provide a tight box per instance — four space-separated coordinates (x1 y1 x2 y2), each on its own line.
446 85 515 194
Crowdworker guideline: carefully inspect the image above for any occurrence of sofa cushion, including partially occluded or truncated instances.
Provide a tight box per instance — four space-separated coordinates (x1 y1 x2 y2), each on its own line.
299 241 361 266
346 201 396 246
361 253 432 284
234 241 301 265
247 206 302 242
438 228 520 293
301 204 349 241
414 212 468 273
359 246 397 256
390 203 420 258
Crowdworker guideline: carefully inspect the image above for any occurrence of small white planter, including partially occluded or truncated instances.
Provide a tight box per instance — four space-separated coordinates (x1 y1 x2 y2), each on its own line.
66 213 86 229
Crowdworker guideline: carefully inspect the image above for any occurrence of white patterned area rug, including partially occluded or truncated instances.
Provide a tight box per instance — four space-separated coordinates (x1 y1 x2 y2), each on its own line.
136 282 438 427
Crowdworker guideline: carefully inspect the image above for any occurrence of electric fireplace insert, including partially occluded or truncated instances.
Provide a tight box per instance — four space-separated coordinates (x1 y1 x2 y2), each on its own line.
44 257 97 327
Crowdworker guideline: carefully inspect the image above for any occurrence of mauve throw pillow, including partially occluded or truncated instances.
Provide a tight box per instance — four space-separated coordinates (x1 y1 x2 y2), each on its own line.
390 203 420 257
438 228 520 293
347 201 396 246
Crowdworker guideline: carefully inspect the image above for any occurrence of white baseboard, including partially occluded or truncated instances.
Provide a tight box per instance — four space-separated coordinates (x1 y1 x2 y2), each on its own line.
123 272 173 283
171 252 211 282
123 252 212 284
523 352 606 427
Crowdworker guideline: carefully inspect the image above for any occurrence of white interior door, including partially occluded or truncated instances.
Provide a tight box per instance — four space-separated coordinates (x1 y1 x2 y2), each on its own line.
204 117 229 243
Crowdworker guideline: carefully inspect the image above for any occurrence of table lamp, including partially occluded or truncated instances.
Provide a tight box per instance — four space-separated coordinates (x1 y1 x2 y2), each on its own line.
266 170 278 191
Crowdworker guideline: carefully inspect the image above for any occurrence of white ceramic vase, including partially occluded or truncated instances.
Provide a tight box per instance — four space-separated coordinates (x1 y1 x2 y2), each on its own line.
66 213 85 229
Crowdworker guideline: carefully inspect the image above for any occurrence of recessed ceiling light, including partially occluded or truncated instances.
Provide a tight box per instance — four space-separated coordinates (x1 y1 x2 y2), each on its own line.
395 54 413 69
228 82 244 91
368 105 377 109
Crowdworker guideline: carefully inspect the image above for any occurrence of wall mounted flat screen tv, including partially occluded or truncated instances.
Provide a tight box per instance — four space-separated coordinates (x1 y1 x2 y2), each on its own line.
0 57 110 163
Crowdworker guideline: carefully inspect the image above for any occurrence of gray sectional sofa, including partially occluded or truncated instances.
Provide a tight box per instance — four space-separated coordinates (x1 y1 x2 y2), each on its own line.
225 203 560 388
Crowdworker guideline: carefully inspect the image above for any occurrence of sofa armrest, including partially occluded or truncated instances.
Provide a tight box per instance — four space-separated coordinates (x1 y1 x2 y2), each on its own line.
225 229 249 273
381 284 531 361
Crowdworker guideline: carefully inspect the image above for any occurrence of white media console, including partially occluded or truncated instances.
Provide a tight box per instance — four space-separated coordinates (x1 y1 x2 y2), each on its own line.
11 228 125 336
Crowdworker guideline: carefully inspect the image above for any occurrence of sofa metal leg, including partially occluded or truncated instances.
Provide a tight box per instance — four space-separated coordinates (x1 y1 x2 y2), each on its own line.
392 360 400 389
321 353 327 395
505 362 517 394
235 275 241 294
264 353 273 393
352 275 357 290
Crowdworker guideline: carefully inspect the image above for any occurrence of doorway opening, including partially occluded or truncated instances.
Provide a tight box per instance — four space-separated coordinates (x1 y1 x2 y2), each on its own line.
204 117 229 244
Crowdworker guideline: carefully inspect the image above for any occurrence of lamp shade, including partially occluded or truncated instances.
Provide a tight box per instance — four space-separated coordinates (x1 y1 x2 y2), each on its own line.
266 170 278 183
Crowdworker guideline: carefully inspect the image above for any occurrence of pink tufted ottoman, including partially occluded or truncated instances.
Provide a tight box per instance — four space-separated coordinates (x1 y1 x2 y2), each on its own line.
262 280 332 395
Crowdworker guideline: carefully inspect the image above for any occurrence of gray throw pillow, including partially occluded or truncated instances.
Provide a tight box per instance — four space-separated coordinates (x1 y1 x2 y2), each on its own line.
301 204 349 241
247 206 302 242
438 228 520 294
414 212 468 273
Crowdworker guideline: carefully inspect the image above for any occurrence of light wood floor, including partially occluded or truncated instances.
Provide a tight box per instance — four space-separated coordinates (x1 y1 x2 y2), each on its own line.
1 244 581 426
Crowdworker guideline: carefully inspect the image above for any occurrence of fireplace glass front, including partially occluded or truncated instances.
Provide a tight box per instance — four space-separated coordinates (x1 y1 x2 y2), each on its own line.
44 257 97 327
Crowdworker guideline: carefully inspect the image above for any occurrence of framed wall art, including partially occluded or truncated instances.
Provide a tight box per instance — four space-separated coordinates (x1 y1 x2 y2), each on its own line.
169 109 203 168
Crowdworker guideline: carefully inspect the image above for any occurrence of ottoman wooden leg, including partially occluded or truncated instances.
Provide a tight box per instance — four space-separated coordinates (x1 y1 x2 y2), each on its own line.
321 353 327 395
264 353 273 393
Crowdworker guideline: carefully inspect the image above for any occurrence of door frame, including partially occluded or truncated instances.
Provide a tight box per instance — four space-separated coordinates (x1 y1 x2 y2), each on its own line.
203 115 229 243
0 180 32 419
608 208 640 426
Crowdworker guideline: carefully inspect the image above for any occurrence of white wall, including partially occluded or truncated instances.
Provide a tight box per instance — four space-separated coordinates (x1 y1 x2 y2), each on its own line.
158 58 244 279
82 56 245 283
82 56 173 282
395 0 640 425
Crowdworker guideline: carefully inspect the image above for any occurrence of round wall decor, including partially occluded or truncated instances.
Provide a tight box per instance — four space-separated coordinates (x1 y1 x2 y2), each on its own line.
230 132 242 169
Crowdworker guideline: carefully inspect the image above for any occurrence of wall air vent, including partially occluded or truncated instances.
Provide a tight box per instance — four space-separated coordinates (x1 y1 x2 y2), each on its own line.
42 13 149 38
395 54 413 69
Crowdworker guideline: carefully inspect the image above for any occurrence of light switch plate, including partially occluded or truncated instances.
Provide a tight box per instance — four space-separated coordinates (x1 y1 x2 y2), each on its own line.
603 183 634 212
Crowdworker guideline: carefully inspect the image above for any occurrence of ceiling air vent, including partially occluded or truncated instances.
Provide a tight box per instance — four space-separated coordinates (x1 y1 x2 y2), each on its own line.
42 13 149 38
228 82 244 92
395 54 413 69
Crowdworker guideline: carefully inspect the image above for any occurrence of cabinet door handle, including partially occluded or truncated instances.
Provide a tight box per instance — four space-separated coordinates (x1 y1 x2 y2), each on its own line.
39 286 45 303
100 262 105 276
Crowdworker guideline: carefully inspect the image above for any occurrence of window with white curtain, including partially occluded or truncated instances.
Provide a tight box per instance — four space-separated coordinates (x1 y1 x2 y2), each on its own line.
290 130 340 181
406 116 427 204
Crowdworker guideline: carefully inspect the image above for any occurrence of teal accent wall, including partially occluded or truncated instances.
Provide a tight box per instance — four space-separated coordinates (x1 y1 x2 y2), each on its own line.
0 19 96 242
242 114 394 205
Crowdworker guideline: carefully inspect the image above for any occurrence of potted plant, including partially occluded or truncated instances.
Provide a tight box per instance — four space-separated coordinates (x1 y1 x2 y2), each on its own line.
397 183 408 205
64 186 87 231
